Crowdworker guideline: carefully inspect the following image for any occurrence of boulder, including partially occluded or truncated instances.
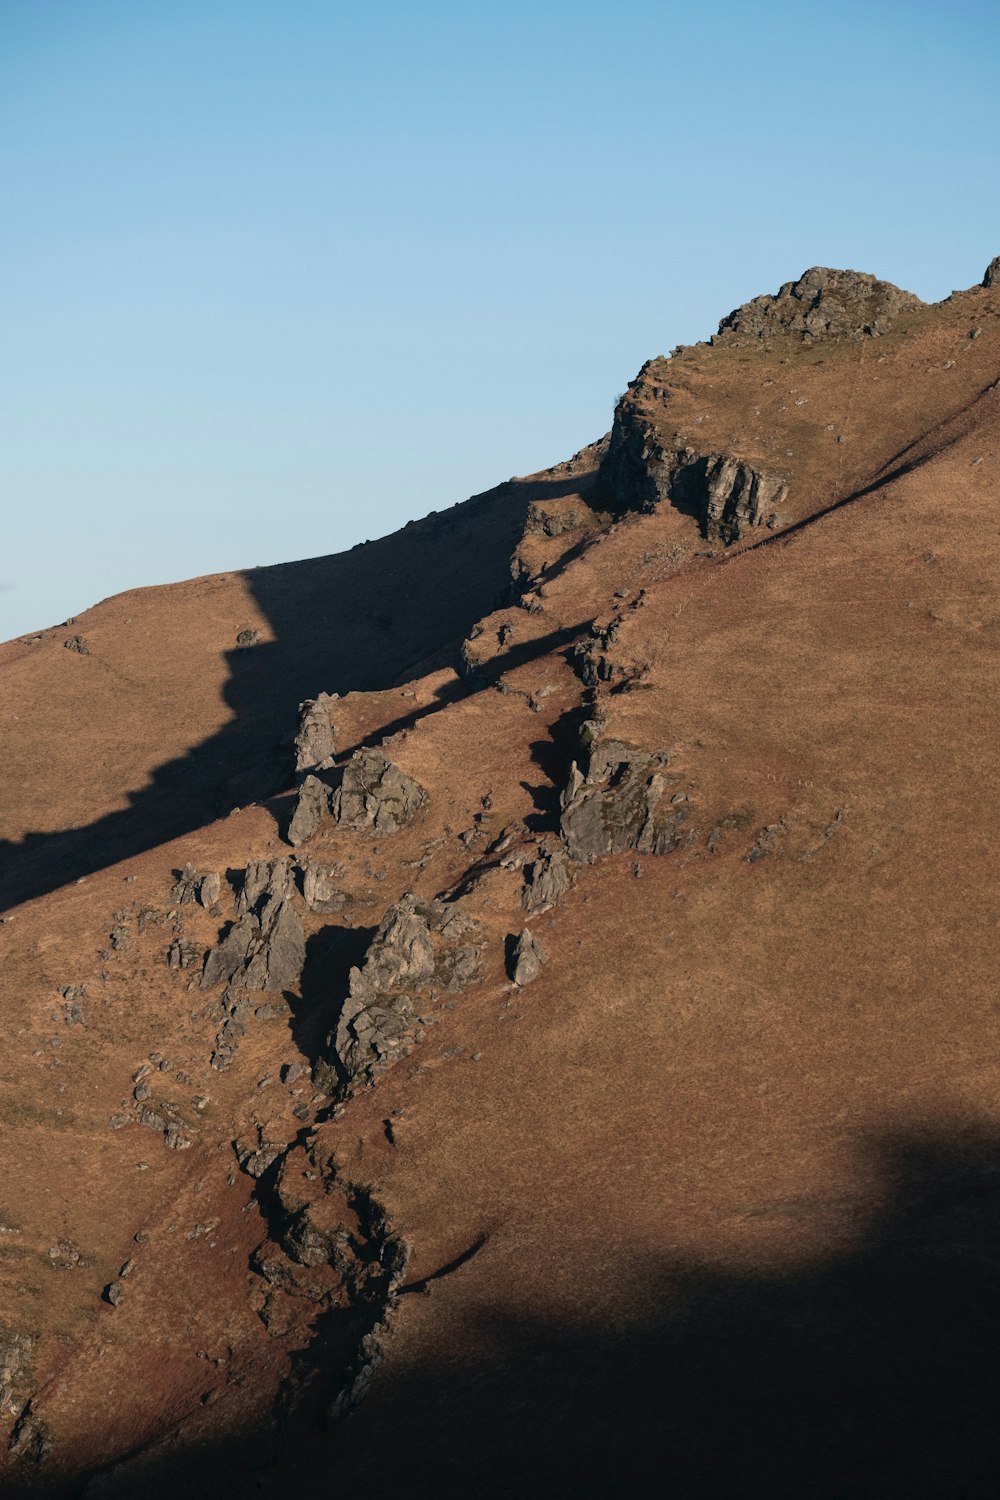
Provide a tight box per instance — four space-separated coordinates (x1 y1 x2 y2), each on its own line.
522 846 574 914
332 748 426 835
510 929 546 986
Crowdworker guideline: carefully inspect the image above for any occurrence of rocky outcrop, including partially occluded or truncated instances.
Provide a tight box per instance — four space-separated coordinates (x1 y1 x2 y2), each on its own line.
200 915 257 989
699 454 788 544
302 861 349 914
983 256 1000 289
716 266 923 343
295 692 338 776
331 748 426 836
201 882 305 997
238 858 295 915
599 388 787 543
316 895 485 1093
560 725 690 861
522 845 575 914
288 774 332 847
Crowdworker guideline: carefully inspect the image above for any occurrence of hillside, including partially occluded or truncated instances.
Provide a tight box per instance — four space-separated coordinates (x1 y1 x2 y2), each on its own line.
1 258 999 1497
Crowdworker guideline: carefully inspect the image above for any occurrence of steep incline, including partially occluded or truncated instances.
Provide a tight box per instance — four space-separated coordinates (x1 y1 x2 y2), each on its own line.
1 262 999 1497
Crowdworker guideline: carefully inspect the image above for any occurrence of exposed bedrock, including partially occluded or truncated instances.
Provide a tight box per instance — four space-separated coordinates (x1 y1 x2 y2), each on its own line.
287 749 426 847
716 265 923 343
599 398 786 544
315 894 485 1094
560 724 690 861
294 691 339 776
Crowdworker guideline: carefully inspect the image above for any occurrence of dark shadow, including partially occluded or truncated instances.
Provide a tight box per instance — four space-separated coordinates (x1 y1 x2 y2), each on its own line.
288 923 376 1073
15 1120 1000 1497
0 473 592 913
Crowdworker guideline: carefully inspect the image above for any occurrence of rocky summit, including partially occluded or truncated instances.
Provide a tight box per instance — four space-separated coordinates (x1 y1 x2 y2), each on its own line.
1 258 1000 1497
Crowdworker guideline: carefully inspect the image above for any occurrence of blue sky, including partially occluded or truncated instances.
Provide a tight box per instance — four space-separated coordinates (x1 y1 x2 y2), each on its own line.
1 0 998 639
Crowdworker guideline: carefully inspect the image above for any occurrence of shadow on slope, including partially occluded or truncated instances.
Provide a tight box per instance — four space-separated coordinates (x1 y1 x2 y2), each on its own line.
0 475 576 913
19 1121 1000 1499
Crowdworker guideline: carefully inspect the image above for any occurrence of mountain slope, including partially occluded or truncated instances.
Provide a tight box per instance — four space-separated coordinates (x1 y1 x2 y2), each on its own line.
1 261 999 1497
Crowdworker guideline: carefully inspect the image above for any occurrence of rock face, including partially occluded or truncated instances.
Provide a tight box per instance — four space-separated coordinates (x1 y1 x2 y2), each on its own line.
239 899 306 994
699 453 789 544
238 858 295 916
560 726 689 861
201 871 305 996
331 749 426 836
716 266 923 343
599 393 787 544
510 929 546 986
295 692 338 776
983 256 1000 289
318 895 484 1093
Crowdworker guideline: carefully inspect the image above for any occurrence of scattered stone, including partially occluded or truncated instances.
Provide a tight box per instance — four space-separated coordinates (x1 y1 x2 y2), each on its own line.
294 692 338 775
63 635 89 655
104 1281 124 1306
235 628 262 647
510 930 546 986
331 748 427 836
167 939 203 971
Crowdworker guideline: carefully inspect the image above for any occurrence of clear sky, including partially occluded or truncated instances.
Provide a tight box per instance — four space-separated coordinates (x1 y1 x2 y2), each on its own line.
1 0 998 641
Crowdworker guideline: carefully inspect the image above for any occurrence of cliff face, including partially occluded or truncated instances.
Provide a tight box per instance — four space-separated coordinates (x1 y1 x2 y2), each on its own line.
2 259 1000 1497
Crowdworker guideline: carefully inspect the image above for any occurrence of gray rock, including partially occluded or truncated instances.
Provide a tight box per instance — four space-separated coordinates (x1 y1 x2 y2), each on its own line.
332 748 426 835
982 256 1000 289
63 634 89 655
522 846 574 913
238 898 306 993
716 266 923 342
701 453 788 544
510 929 546 986
302 862 349 914
321 895 484 1092
104 1281 124 1306
200 914 258 989
560 725 688 862
171 864 222 908
238 858 294 915
288 775 331 847
295 692 338 775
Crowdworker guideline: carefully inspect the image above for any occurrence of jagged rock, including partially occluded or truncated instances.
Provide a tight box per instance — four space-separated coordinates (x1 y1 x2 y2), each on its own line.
716 266 923 343
104 1281 123 1306
288 775 332 847
295 692 338 775
171 864 222 908
238 898 306 993
201 914 258 989
700 454 789 545
235 628 262 647
63 634 89 655
522 845 574 914
599 400 788 543
510 929 546 986
331 749 426 835
238 858 294 915
319 895 484 1092
560 725 689 862
983 256 1000 289
8 1400 52 1463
